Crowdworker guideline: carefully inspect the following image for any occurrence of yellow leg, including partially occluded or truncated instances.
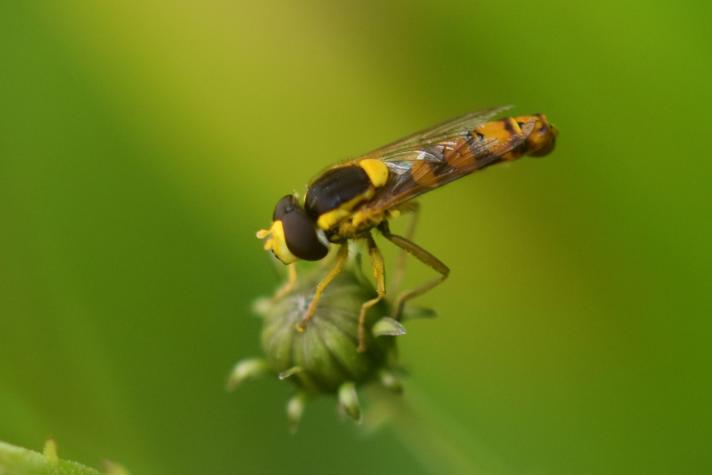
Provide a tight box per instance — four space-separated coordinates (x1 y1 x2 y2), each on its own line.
357 233 386 352
273 263 297 301
296 244 348 332
378 221 449 320
390 201 420 294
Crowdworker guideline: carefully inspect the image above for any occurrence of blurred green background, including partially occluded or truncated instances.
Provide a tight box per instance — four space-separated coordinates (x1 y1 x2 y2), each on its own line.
1 1 710 474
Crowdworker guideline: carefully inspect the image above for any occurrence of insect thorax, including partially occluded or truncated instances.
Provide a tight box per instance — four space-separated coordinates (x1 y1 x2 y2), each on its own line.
305 162 389 239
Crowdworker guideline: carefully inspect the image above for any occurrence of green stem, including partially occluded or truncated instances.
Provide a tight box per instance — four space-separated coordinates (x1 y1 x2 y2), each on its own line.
365 387 507 475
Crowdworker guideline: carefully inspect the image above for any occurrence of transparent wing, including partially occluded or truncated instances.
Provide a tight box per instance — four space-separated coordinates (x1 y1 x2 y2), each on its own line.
363 105 513 158
361 115 534 212
309 105 514 187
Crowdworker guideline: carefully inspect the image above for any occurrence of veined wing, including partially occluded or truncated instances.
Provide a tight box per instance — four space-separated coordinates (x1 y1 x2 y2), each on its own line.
309 105 513 186
364 105 513 158
360 112 537 213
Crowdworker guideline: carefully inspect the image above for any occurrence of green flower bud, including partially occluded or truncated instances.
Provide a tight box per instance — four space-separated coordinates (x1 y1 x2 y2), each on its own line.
231 257 420 430
259 263 397 394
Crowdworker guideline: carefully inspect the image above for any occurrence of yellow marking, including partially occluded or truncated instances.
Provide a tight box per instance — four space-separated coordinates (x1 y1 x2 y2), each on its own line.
317 208 351 230
359 158 389 187
350 207 386 229
512 115 538 134
508 117 523 135
333 208 384 238
475 119 521 161
501 118 526 161
260 220 297 264
316 187 375 230
351 209 371 227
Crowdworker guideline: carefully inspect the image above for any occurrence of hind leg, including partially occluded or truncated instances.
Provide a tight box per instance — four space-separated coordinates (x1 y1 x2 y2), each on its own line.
378 221 449 320
389 201 420 294
357 233 386 352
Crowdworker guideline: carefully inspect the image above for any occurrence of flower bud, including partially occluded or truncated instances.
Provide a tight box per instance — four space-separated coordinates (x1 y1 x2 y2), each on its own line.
230 257 418 428
260 264 398 394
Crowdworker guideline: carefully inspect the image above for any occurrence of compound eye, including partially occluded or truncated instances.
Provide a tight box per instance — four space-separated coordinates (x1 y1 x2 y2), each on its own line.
273 195 297 220
274 195 329 261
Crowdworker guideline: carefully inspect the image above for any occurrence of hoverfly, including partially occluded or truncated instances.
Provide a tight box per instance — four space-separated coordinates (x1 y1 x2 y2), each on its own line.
257 106 557 352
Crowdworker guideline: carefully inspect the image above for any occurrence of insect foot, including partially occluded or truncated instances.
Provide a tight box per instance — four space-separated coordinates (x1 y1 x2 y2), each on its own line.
228 259 420 431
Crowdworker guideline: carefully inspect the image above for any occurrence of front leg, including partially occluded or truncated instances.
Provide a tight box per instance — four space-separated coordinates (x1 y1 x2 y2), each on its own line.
295 244 349 332
272 263 297 301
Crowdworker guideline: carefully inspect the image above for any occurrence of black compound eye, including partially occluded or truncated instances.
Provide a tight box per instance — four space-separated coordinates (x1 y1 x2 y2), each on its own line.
273 195 329 261
273 195 297 220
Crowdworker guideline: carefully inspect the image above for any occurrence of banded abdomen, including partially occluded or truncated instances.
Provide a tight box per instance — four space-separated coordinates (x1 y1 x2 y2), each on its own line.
363 114 557 212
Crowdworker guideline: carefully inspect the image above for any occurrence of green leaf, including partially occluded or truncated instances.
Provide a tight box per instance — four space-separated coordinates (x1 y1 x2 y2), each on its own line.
0 440 103 475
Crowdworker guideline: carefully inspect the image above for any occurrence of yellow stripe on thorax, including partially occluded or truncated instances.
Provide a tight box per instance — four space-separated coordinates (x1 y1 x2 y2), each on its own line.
316 160 388 231
316 187 376 230
359 158 389 187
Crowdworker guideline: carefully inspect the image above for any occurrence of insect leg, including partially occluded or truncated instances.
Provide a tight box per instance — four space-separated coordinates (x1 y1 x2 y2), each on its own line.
357 232 386 353
389 201 420 294
273 263 297 301
296 244 349 332
378 221 449 320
